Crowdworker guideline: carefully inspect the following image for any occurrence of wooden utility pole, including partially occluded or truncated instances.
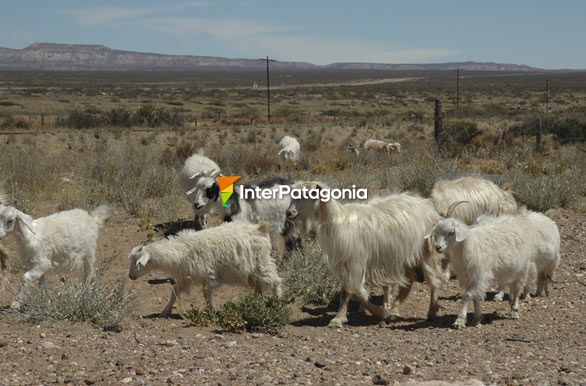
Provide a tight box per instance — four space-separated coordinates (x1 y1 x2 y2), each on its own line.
259 56 276 123
545 78 549 129
536 118 543 153
434 99 443 145
536 77 549 153
456 68 460 112
265 56 271 122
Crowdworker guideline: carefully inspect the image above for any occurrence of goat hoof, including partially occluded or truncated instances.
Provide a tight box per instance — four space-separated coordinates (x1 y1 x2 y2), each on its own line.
159 311 172 318
427 308 439 320
328 318 345 328
510 312 519 319
452 321 466 329
472 320 482 327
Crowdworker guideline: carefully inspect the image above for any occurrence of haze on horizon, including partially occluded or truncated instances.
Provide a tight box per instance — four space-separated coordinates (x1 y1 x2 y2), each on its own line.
1 0 585 69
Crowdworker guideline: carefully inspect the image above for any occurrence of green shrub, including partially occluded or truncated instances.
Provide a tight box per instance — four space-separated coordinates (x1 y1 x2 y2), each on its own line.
215 292 290 334
550 118 586 143
57 109 102 129
133 104 184 127
182 307 216 327
443 120 482 145
105 108 132 127
19 279 132 324
281 247 338 306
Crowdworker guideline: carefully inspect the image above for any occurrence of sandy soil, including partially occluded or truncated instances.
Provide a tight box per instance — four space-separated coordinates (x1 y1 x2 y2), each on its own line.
0 208 584 386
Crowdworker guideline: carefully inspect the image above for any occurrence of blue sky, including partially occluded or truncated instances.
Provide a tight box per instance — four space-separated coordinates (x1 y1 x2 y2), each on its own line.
1 1 584 68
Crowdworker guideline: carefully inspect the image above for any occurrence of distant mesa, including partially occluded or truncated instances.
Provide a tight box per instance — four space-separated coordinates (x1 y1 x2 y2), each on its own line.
0 42 545 72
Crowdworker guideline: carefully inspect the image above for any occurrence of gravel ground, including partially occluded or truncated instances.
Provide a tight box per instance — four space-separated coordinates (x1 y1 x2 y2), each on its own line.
0 208 584 385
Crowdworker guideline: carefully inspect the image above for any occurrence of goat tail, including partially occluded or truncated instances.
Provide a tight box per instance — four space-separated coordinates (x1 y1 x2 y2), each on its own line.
91 204 113 228
257 221 274 235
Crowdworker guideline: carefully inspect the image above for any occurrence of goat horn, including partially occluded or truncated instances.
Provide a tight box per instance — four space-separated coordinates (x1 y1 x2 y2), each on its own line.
445 201 469 218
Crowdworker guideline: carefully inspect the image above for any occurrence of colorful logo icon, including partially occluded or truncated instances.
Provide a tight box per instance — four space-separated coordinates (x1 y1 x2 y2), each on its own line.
217 176 241 208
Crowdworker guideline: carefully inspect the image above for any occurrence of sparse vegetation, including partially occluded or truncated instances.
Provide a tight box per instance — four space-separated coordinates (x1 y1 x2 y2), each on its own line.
184 292 290 334
19 279 133 324
281 242 339 306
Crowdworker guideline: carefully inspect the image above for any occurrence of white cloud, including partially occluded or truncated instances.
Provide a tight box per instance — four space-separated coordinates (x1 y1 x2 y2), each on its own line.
61 6 180 27
60 7 459 64
186 1 213 7
143 17 459 64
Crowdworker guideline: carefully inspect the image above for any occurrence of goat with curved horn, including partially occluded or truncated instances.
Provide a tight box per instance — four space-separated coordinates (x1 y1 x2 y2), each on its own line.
446 201 470 218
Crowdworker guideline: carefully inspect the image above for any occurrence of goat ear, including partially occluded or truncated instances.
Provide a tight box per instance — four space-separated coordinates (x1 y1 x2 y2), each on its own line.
15 211 35 234
424 227 435 239
455 223 469 242
211 183 220 202
137 252 150 267
129 245 143 258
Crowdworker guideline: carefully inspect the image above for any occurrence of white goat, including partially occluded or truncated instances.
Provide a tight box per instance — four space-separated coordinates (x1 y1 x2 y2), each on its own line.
0 184 9 271
431 177 517 226
345 144 360 155
224 177 296 241
200 177 309 257
286 182 442 328
363 139 401 156
431 177 518 282
0 204 112 309
278 135 300 162
178 152 221 229
429 214 535 328
493 209 561 300
128 221 282 316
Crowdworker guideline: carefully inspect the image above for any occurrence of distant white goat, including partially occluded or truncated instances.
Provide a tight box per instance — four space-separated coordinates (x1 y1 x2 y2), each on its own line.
178 152 221 228
431 177 517 226
493 209 561 301
286 182 442 328
128 221 282 316
429 213 534 328
0 204 112 309
363 139 401 156
345 144 360 155
278 135 300 162
0 184 9 271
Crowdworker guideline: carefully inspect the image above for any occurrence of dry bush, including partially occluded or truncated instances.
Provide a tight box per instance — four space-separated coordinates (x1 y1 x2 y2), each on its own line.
396 146 459 196
507 171 580 211
279 238 338 306
0 136 181 217
19 278 133 324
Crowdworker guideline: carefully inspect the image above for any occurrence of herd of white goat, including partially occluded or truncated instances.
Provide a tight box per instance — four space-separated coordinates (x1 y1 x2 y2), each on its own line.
0 135 561 329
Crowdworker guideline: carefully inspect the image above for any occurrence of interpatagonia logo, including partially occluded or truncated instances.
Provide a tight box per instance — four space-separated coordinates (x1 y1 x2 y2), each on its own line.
217 176 241 208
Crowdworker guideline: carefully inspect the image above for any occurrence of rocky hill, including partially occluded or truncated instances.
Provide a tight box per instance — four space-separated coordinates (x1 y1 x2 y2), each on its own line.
326 61 539 72
0 43 542 72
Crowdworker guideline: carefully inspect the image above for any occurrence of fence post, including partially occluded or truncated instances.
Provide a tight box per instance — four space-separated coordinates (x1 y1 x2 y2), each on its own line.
434 99 443 145
536 118 543 153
